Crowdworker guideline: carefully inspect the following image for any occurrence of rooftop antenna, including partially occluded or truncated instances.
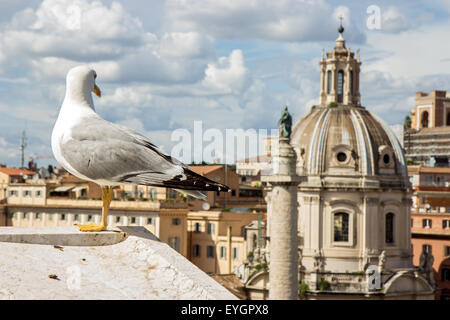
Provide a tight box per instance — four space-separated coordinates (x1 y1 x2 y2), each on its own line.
20 130 27 169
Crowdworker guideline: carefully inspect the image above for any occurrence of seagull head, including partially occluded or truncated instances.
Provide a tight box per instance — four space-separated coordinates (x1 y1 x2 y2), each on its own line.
65 65 101 106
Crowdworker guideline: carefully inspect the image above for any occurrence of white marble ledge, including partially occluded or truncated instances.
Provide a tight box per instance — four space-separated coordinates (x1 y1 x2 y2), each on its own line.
0 226 127 246
0 226 237 300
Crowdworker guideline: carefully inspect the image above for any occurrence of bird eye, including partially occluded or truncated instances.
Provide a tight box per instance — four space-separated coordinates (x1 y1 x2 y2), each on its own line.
94 73 97 79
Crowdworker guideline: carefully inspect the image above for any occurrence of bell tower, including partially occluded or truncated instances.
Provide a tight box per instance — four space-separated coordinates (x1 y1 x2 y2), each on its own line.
319 19 361 106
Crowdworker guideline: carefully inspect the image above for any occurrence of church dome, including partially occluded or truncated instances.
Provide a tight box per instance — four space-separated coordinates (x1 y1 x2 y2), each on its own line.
291 105 408 185
289 27 409 189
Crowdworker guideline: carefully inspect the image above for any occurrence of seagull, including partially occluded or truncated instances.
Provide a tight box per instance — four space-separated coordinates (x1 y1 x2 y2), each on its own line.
52 65 230 232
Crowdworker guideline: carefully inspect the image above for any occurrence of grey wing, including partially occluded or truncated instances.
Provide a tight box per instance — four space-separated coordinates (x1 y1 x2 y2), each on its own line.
61 117 230 192
61 117 184 184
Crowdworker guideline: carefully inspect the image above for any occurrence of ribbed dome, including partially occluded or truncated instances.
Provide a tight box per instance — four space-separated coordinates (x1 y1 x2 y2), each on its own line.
291 105 407 180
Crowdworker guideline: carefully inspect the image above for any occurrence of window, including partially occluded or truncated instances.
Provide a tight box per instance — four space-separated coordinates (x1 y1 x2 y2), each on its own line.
87 215 93 222
195 222 201 233
23 212 28 219
172 218 181 226
48 214 53 221
442 268 450 282
9 190 18 197
36 190 42 197
23 190 31 197
193 245 201 257
207 223 215 235
35 213 40 220
327 70 332 94
421 111 429 128
207 245 215 258
443 220 450 229
74 214 79 221
220 246 226 259
116 216 121 223
423 219 432 228
411 218 414 227
337 70 344 103
168 237 180 252
337 152 347 162
349 70 353 94
233 247 238 260
60 214 66 221
334 212 349 242
423 244 432 254
447 112 450 126
444 246 450 257
147 217 153 225
231 189 236 197
131 217 137 224
385 213 395 244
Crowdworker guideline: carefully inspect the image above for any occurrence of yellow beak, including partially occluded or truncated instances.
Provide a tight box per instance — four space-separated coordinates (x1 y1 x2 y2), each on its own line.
93 84 101 97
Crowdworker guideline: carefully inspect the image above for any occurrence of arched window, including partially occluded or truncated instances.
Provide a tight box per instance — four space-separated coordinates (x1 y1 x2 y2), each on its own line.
337 70 344 103
447 112 450 126
421 111 429 128
385 213 395 244
350 71 353 95
334 212 349 242
327 70 332 94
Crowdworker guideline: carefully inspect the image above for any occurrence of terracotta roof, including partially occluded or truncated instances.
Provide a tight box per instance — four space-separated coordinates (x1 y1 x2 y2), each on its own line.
408 167 450 174
0 168 35 176
209 274 247 300
188 165 223 176
61 173 85 183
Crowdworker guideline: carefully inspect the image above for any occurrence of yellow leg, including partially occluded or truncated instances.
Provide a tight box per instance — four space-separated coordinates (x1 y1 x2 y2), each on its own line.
77 186 113 232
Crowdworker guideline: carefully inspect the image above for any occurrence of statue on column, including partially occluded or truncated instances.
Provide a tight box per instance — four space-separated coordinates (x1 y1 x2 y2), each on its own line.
278 106 292 139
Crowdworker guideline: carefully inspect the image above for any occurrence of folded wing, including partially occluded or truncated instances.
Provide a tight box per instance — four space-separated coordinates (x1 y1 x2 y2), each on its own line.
61 116 230 194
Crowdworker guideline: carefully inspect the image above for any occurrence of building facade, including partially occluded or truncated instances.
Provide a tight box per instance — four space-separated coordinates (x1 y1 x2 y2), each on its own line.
409 166 450 299
3 199 189 257
187 210 264 275
405 91 450 165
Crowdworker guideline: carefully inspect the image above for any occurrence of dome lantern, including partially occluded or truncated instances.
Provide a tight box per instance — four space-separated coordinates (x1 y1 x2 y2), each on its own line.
319 20 361 106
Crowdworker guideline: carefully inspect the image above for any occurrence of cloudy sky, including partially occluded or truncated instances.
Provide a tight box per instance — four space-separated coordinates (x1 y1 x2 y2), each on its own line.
0 0 449 167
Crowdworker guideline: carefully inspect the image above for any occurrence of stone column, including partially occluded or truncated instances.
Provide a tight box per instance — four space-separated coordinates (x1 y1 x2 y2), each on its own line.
262 137 301 300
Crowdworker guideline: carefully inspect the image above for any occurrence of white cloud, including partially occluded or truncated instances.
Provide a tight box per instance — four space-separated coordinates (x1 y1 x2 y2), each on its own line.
381 6 411 33
202 50 250 94
165 0 366 43
0 0 216 86
364 20 450 78
1 0 144 63
158 32 215 59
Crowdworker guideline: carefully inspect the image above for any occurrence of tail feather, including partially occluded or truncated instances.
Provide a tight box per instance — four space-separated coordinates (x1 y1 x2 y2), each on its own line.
162 167 230 192
173 189 208 201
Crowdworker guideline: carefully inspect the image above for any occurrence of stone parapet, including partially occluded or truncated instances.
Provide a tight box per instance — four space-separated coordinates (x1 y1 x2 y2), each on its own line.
0 226 237 300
